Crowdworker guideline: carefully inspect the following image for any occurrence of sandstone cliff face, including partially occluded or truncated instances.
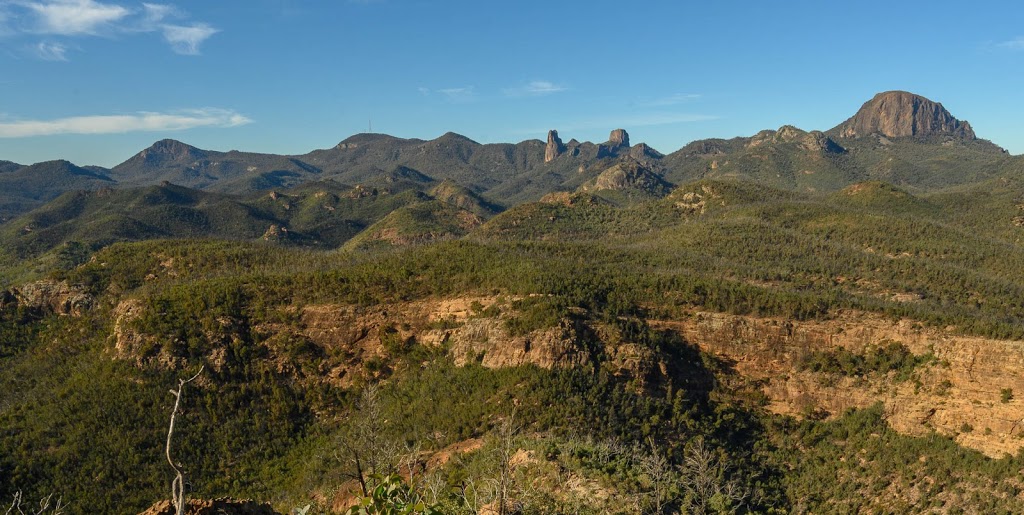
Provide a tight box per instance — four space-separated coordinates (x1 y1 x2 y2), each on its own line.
835 91 976 140
658 310 1024 457
113 295 602 387
545 130 566 163
439 317 591 369
110 285 1024 457
2 280 93 316
113 294 679 397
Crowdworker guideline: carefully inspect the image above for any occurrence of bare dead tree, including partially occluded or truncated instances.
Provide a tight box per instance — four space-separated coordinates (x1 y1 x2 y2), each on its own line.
422 470 448 507
493 409 520 515
456 477 486 514
5 491 66 515
166 366 203 515
679 437 749 514
399 439 424 486
335 384 401 496
453 410 524 515
637 440 674 514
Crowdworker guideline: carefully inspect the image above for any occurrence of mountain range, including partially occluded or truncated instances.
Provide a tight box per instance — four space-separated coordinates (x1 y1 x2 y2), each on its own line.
2 91 1016 224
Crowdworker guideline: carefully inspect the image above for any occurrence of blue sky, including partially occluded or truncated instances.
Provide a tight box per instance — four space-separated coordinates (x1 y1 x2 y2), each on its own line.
0 0 1022 167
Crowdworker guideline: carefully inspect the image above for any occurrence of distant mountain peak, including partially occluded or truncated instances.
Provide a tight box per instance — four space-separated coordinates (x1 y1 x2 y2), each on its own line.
629 142 664 160
607 128 630 148
435 132 479 145
20 159 113 181
335 133 407 149
597 129 631 158
147 138 202 155
834 91 975 140
130 139 206 166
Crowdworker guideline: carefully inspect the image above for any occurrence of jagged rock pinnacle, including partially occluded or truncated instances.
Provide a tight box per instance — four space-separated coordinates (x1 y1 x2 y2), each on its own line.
597 129 631 158
608 129 630 148
545 130 566 163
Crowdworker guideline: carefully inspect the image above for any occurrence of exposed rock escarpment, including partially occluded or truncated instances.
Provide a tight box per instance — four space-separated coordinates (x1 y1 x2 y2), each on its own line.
261 224 290 241
1 280 93 316
597 129 631 158
747 125 845 153
111 282 1024 458
803 130 847 153
834 91 976 140
442 317 591 370
608 128 629 148
579 160 672 196
659 310 1024 457
545 130 566 163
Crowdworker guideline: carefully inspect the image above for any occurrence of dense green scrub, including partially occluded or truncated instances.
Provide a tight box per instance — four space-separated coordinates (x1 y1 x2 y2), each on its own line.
4 175 1024 512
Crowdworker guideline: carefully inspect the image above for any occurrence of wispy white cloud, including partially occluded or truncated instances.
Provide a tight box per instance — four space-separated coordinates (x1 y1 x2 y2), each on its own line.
525 80 567 95
0 8 11 36
20 0 130 35
1 1 218 58
997 37 1024 50
418 85 477 101
161 22 216 55
638 93 702 107
0 108 251 137
31 40 68 60
436 86 476 102
504 80 567 97
140 2 174 26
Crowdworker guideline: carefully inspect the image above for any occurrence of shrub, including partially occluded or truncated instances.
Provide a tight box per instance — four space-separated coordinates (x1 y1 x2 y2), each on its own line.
1001 388 1014 403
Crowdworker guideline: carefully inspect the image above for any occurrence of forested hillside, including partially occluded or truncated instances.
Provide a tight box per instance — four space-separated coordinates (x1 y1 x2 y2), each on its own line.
3 92 1024 514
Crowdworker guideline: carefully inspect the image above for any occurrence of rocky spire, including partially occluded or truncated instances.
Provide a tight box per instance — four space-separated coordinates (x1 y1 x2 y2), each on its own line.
545 130 566 163
597 129 631 158
834 91 976 140
608 128 630 148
